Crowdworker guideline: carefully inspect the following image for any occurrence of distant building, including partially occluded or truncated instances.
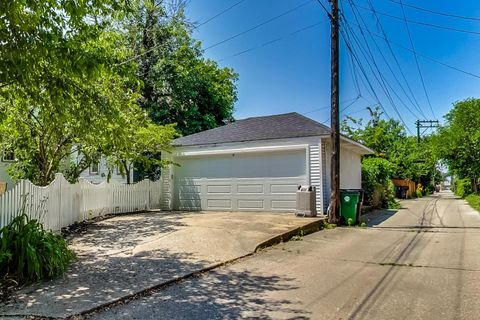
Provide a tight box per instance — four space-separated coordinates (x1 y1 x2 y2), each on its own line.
0 150 131 192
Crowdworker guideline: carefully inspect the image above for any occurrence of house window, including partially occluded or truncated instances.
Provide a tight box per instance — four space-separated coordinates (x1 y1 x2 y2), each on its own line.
90 162 99 175
2 150 15 162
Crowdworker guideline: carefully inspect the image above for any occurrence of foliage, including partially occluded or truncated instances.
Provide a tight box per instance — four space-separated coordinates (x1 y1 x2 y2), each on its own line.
432 99 480 192
416 188 423 198
0 214 74 285
106 122 179 183
343 107 441 205
343 107 439 182
0 0 130 90
454 178 472 198
125 0 238 136
465 194 480 214
0 2 142 185
361 157 395 208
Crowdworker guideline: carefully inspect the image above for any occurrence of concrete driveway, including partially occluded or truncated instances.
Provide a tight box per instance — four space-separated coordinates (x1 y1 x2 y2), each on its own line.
87 191 480 320
0 211 322 319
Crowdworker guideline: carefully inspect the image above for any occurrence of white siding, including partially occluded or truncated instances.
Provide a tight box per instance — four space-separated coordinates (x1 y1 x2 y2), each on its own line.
79 156 131 184
322 139 363 207
309 144 323 213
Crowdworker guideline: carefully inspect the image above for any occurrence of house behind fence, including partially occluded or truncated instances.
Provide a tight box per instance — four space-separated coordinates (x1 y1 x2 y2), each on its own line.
0 173 163 231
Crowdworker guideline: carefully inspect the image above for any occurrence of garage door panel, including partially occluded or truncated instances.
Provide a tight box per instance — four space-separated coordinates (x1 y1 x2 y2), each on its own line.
237 184 264 194
174 150 307 212
207 185 232 194
207 199 232 209
237 199 264 210
270 183 299 194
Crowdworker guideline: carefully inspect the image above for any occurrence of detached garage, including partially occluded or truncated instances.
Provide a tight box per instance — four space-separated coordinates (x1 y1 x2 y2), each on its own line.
160 112 373 214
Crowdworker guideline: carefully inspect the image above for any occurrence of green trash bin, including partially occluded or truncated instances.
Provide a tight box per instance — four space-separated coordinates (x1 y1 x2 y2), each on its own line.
340 190 361 225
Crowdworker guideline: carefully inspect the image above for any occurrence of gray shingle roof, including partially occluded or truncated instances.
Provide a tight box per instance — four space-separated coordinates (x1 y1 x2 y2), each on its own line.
173 112 332 146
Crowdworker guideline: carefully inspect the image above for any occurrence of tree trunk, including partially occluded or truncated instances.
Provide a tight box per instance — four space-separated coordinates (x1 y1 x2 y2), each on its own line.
123 161 131 184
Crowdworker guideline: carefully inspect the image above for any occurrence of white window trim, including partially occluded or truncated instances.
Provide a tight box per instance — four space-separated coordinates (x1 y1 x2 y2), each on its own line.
89 163 99 175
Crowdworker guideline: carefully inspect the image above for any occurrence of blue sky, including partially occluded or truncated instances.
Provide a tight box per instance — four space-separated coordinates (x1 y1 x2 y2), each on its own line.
186 0 480 134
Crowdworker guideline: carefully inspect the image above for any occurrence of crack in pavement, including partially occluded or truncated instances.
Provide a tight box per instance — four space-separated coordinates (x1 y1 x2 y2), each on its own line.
325 258 480 273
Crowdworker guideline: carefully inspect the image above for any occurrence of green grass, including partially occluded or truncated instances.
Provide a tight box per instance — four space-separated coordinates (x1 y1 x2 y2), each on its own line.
465 194 480 213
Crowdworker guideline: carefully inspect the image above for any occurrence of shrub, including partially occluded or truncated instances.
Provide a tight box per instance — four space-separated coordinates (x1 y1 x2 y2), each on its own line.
455 178 472 198
362 157 394 208
0 214 75 285
465 193 480 213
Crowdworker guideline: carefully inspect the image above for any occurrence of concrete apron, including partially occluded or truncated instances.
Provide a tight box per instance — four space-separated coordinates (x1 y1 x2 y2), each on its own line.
0 211 324 319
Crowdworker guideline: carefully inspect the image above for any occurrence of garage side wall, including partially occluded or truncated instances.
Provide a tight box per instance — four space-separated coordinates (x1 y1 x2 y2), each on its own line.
322 140 363 210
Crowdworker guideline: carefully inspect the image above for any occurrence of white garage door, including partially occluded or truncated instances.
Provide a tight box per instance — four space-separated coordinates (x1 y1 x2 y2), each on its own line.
174 150 307 211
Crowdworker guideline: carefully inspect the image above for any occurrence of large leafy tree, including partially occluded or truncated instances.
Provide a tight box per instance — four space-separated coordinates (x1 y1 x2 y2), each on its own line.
0 1 179 185
432 98 480 191
126 0 238 136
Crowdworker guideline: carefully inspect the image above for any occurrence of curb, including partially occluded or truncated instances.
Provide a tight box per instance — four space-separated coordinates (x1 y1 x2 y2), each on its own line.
254 218 326 252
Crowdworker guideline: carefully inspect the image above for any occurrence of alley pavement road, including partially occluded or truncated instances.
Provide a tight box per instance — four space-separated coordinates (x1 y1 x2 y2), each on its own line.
88 191 480 320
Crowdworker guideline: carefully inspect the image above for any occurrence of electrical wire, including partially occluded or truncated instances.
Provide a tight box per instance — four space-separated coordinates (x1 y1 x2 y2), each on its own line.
196 0 247 28
341 15 413 133
116 0 248 66
339 24 391 120
398 0 436 119
204 0 313 51
347 22 480 80
344 0 423 119
349 1 480 36
386 0 480 22
365 0 426 118
218 20 326 62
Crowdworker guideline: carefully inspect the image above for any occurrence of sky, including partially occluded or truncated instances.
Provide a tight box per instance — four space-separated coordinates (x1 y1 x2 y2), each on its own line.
186 0 480 134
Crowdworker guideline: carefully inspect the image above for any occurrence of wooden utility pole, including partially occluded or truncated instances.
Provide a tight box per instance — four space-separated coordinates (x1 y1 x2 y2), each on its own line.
415 120 439 143
327 0 341 224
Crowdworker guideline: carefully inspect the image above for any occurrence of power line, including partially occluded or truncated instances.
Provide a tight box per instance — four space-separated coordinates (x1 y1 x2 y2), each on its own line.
116 0 248 66
386 0 480 22
340 14 413 133
303 96 360 115
398 0 436 119
344 0 423 119
348 21 480 80
204 0 313 51
348 1 480 36
218 20 326 62
340 95 361 113
364 0 426 118
315 0 331 17
196 0 247 28
339 23 391 120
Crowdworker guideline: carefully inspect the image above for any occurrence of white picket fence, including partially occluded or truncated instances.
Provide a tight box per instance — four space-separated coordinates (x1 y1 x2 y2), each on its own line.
0 173 163 231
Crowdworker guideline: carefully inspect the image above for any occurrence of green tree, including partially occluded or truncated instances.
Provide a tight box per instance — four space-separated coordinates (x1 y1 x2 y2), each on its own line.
106 122 179 184
126 0 238 136
0 2 180 185
432 98 480 192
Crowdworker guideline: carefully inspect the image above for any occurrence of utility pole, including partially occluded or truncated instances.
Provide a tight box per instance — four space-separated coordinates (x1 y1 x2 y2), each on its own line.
415 120 439 143
327 0 341 224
